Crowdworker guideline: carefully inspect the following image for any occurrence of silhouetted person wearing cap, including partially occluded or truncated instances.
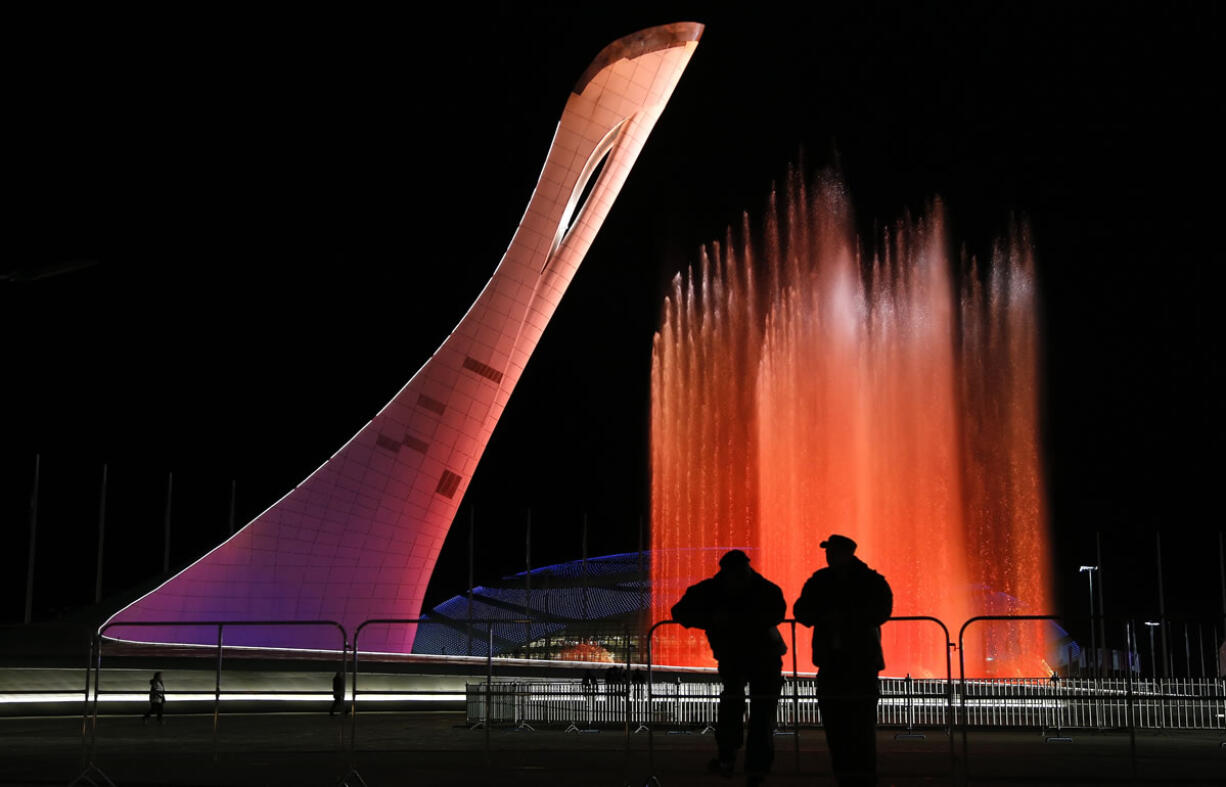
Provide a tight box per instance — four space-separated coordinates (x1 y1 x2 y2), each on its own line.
672 549 786 786
794 535 892 787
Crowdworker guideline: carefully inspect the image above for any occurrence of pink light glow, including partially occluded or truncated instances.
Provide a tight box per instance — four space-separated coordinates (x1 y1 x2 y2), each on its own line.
651 172 1052 677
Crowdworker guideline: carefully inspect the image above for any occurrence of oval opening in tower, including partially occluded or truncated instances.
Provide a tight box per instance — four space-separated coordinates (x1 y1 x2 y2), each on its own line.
542 118 627 273
563 150 609 237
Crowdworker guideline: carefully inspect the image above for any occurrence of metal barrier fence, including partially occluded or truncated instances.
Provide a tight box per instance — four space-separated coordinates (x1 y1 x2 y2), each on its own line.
40 612 1226 785
348 616 533 782
464 675 1226 731
74 620 348 787
639 616 957 783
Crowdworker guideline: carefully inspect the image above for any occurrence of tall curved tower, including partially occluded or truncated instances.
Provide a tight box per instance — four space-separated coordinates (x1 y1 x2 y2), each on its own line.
105 23 703 653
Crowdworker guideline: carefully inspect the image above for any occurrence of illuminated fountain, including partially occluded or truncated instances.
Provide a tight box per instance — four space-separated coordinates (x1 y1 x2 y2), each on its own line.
650 170 1050 677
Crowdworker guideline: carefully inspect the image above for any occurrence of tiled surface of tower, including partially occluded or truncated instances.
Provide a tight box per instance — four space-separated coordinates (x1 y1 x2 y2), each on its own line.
104 23 703 653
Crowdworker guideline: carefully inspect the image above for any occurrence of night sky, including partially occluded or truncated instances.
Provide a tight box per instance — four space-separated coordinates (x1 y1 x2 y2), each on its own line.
3 3 1222 652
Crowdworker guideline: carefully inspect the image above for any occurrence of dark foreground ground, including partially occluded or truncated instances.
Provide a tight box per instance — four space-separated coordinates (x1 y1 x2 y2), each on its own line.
2 712 1224 787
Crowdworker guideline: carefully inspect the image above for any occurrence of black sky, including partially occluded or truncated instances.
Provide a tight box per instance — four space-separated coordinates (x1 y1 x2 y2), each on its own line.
3 3 1222 643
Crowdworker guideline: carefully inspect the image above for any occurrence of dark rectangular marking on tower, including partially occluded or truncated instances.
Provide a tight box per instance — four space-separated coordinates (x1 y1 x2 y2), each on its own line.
402 434 429 454
416 394 447 415
435 470 462 498
375 434 402 453
462 356 504 384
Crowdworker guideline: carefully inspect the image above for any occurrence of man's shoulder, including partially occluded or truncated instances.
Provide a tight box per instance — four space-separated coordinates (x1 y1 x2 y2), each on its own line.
799 567 831 592
853 560 891 587
855 560 887 579
682 576 720 596
751 572 786 598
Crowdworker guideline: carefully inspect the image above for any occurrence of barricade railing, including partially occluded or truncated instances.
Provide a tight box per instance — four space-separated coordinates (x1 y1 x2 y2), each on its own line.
957 613 1226 783
469 673 1175 730
348 616 535 781
38 611 1219 785
638 616 958 786
76 619 347 787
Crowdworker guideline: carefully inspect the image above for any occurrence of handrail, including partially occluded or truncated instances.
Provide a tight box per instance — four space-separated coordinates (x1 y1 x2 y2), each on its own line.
644 616 956 784
349 616 533 769
88 618 348 779
957 613 1059 784
63 610 1221 785
886 615 957 777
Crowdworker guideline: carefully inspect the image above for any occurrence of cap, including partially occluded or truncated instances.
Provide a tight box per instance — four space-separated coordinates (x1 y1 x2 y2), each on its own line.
718 549 751 568
819 534 857 552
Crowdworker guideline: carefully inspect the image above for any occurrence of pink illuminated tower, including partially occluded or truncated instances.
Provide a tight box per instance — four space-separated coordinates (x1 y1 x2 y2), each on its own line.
104 23 703 653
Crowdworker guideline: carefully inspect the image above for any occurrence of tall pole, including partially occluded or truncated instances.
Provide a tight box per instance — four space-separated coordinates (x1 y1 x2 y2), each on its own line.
1215 624 1222 679
1095 532 1107 674
95 464 108 604
1145 622 1158 680
163 472 174 574
1087 569 1097 676
1183 624 1191 679
1219 531 1225 678
581 513 589 623
1218 532 1225 636
1217 532 1225 608
228 480 237 536
1156 532 1170 678
1197 624 1206 678
1080 565 1098 677
524 509 532 649
467 506 475 657
1125 620 1134 674
24 454 41 624
1089 569 1097 677
638 515 646 629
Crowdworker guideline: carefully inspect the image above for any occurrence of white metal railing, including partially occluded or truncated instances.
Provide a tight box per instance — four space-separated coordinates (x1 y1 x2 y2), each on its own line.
466 676 1226 731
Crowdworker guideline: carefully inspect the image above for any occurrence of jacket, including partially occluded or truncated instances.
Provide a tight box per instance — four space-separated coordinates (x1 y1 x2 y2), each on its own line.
671 568 786 663
793 557 892 671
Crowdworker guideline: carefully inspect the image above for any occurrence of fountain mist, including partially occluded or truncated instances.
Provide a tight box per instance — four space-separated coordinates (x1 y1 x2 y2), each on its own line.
650 171 1050 677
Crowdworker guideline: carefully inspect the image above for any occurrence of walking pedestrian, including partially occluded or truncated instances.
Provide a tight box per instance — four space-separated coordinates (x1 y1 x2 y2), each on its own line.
142 671 165 725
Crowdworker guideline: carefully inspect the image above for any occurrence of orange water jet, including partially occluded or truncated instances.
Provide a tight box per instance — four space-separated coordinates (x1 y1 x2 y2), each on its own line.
650 172 1051 677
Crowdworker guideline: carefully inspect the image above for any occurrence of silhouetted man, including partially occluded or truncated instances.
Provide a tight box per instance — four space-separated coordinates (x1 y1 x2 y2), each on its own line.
142 671 165 725
330 671 346 717
794 535 892 787
672 549 786 786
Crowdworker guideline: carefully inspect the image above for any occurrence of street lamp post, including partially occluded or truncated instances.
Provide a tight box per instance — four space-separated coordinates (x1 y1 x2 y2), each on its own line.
1144 621 1161 681
1080 565 1099 678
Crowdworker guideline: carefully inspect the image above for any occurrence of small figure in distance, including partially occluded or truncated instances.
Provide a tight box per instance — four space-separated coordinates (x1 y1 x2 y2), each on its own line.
671 549 786 786
330 671 346 717
793 534 893 787
142 671 165 725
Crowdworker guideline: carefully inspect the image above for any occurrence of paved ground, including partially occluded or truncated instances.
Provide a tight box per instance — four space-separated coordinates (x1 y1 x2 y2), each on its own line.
2 711 1224 786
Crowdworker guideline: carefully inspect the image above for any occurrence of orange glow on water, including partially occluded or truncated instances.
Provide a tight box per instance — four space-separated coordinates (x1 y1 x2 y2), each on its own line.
650 172 1051 677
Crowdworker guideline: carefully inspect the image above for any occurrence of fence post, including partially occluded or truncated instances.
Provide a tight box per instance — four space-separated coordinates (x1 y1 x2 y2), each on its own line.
790 621 800 772
211 623 224 761
347 637 358 768
91 634 102 744
79 636 93 765
69 633 114 787
485 624 493 756
624 625 632 749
